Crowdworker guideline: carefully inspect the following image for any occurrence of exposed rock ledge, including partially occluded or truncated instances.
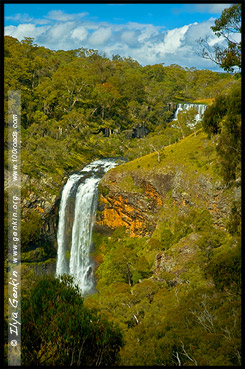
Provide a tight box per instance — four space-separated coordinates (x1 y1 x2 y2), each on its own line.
95 157 240 238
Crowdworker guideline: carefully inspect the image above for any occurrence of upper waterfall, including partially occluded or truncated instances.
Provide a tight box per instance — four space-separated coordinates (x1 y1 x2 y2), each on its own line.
56 158 120 295
174 103 207 121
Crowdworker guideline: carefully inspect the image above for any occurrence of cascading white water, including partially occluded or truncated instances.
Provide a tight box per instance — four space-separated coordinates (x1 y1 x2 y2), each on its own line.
56 158 119 295
56 173 82 276
69 176 100 294
174 103 207 122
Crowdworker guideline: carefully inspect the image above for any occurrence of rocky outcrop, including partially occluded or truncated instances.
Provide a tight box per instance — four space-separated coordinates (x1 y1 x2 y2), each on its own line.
95 134 240 239
21 173 60 215
4 168 62 252
21 172 62 251
151 232 217 289
95 171 171 237
97 193 156 237
154 233 201 280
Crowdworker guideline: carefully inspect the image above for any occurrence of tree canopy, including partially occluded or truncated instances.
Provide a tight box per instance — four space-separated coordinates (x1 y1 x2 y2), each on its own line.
202 83 241 183
21 275 124 366
198 4 241 73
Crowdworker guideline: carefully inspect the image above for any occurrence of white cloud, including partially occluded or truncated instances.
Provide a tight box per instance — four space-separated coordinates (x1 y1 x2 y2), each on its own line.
46 10 88 21
37 22 79 49
121 30 138 47
6 13 34 22
4 13 231 71
88 27 112 46
47 22 74 40
4 23 50 40
6 13 50 25
162 24 190 54
194 4 232 14
174 3 232 15
71 26 89 42
185 19 214 44
138 24 161 42
46 10 74 21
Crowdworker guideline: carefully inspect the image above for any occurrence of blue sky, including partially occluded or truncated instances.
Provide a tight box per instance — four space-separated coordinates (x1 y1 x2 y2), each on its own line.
4 2 238 71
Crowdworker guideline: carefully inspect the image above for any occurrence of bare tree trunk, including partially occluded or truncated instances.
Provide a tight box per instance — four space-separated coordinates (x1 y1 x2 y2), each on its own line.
150 144 164 163
126 263 132 286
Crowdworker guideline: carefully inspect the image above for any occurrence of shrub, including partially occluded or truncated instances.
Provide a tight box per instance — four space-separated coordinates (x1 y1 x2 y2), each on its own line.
21 275 124 366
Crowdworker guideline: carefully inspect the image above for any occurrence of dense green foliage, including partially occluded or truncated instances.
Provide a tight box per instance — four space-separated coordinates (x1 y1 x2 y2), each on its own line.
4 35 236 175
21 275 123 366
202 83 241 183
88 207 241 366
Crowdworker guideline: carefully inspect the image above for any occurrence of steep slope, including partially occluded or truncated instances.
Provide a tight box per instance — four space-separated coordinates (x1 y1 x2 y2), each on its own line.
87 129 241 366
96 130 239 238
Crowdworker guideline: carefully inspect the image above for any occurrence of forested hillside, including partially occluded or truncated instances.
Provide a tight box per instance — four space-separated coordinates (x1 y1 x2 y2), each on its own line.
4 35 239 248
4 35 237 178
4 21 241 366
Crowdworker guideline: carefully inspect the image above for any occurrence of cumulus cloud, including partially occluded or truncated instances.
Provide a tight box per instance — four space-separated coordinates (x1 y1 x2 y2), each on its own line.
88 27 112 46
71 26 89 42
185 19 214 44
4 11 229 70
37 22 78 49
45 22 74 40
5 23 50 40
121 30 139 47
138 24 161 42
162 24 190 54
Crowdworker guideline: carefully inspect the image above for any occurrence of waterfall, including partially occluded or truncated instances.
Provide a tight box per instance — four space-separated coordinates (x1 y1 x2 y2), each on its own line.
56 158 119 295
56 172 82 276
174 103 207 122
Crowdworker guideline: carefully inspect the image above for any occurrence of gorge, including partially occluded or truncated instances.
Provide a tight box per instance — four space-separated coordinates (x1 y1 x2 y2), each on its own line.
55 103 204 292
56 102 218 294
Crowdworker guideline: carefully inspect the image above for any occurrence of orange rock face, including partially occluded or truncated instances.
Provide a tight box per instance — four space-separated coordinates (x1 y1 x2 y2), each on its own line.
143 182 163 206
95 169 175 237
96 186 163 237
96 195 148 237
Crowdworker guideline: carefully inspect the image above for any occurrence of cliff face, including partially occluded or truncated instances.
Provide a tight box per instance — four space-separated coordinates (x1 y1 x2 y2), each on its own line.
95 132 240 239
96 172 172 237
20 173 60 244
